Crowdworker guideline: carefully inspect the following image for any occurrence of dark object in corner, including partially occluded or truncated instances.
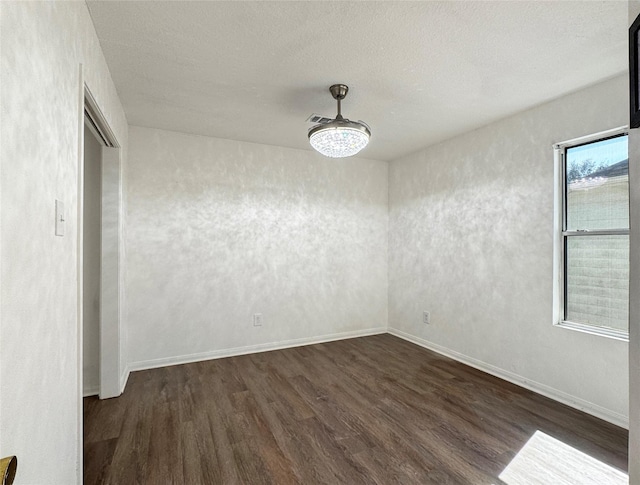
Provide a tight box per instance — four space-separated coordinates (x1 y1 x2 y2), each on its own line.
630 13 640 128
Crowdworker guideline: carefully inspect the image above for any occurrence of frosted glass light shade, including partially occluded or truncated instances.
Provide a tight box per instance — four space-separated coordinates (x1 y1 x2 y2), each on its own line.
308 121 370 158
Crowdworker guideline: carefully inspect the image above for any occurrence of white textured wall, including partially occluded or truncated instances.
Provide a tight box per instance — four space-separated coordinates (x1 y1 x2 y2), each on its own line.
83 125 101 396
389 75 629 426
126 126 388 368
0 2 128 483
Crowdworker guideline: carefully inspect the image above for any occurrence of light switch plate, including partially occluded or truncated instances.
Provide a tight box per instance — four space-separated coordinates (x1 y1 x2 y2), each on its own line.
55 200 64 236
253 313 263 327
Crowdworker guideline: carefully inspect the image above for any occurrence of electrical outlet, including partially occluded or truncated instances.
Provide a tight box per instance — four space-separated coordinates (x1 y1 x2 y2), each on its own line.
423 311 430 325
253 313 263 327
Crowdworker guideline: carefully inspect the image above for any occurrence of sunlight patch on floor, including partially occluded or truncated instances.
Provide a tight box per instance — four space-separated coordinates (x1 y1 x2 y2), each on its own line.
498 430 627 485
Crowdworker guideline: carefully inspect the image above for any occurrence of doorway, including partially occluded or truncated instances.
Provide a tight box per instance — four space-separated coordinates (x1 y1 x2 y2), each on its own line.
81 86 122 400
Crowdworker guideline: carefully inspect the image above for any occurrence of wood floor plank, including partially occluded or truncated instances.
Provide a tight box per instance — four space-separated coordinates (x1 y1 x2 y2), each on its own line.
146 401 184 485
204 404 241 484
83 438 117 484
103 397 153 485
84 334 628 484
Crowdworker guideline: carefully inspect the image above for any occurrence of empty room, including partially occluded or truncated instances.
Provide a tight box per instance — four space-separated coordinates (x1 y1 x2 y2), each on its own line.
1 1 640 484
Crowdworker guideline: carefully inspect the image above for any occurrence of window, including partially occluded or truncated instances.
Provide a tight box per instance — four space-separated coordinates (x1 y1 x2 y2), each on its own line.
554 128 629 339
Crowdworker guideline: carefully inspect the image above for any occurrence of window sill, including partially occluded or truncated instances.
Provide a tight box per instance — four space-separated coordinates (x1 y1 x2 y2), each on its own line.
554 320 629 342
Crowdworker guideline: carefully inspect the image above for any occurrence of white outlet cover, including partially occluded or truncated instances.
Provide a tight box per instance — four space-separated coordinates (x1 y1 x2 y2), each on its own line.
423 311 430 324
253 313 263 327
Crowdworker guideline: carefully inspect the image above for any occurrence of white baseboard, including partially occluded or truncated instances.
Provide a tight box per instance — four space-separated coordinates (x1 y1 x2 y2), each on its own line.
84 370 130 398
128 327 387 374
388 328 629 429
120 365 130 395
83 386 99 398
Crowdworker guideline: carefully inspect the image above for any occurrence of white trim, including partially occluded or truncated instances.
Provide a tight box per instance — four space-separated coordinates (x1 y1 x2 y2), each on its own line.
552 147 563 326
553 125 628 149
119 365 130 395
128 327 387 373
388 328 629 429
76 64 85 485
555 320 629 342
83 84 122 400
118 127 127 401
83 386 99 398
84 87 118 148
99 146 122 399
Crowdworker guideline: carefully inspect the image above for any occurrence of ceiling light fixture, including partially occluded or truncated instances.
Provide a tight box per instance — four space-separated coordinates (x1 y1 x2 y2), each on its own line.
308 84 371 158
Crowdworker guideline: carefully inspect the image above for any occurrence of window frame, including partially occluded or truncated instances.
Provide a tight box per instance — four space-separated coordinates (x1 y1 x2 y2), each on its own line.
552 126 630 341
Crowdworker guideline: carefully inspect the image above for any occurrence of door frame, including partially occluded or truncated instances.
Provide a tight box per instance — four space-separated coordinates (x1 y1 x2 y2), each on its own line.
83 85 122 401
77 68 124 481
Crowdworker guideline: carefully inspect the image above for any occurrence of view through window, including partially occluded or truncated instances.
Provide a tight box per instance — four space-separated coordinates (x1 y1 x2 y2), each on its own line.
561 133 629 337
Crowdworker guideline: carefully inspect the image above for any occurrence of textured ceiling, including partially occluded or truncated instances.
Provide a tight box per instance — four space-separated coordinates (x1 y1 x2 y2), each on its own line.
86 1 628 161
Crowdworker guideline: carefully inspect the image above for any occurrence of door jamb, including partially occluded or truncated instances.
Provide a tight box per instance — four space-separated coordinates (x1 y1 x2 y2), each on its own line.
83 86 122 402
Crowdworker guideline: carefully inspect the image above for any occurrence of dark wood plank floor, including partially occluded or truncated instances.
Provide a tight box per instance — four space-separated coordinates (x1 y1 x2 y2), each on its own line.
84 334 628 484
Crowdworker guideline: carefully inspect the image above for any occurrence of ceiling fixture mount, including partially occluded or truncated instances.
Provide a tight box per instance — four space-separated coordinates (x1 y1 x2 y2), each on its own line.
308 84 371 158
